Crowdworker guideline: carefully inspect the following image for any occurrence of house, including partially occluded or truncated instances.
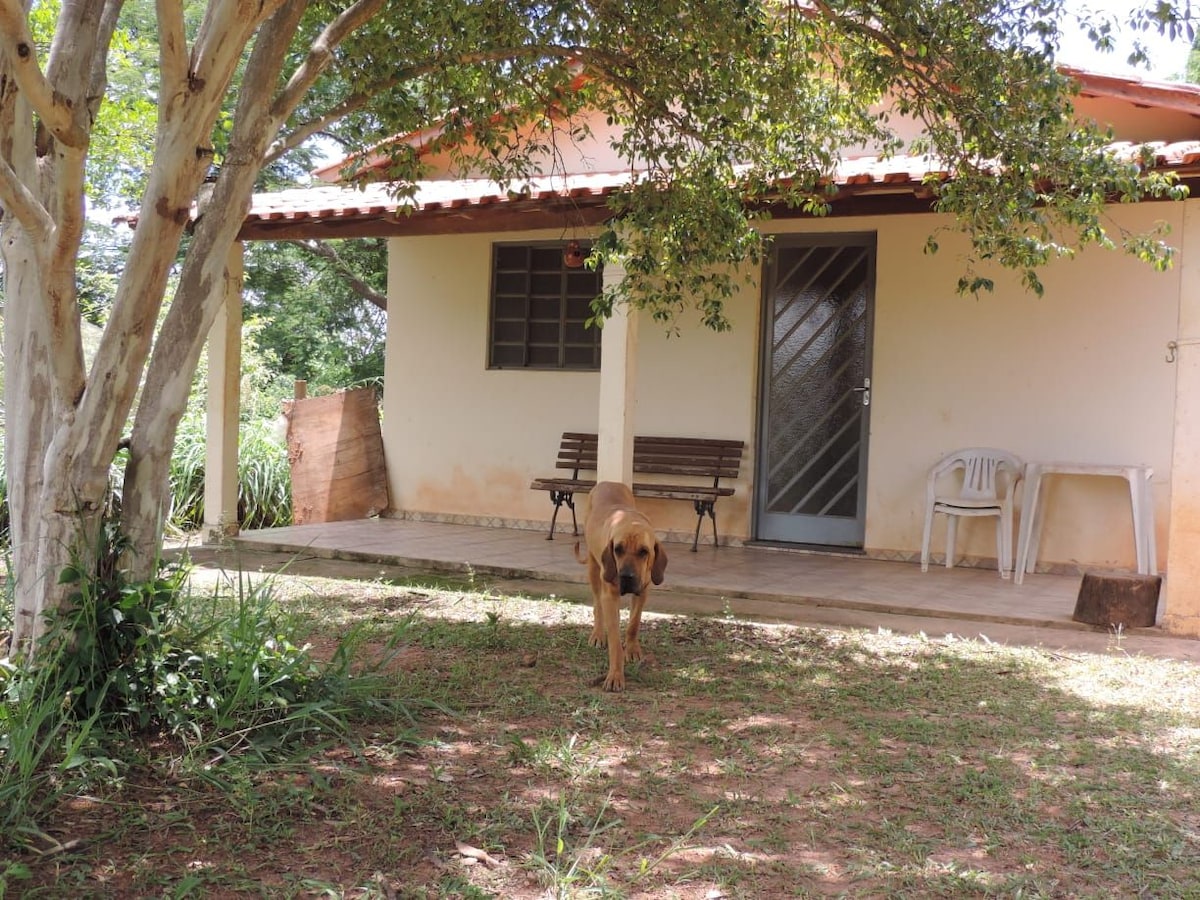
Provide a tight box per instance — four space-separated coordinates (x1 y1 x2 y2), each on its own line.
220 66 1200 636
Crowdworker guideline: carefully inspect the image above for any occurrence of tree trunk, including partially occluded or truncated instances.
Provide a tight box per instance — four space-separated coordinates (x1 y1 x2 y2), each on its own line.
3 232 57 649
2 3 270 654
4 0 368 653
121 4 306 581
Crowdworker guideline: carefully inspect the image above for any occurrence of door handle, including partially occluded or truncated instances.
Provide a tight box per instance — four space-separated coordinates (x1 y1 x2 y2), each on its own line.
852 378 871 406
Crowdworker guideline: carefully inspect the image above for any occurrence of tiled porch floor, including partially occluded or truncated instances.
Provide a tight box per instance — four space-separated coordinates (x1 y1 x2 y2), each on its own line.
231 516 1108 632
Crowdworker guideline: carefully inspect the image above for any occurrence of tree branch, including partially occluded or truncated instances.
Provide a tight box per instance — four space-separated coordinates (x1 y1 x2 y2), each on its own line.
270 0 387 124
90 0 126 119
290 239 388 311
156 0 187 93
266 90 378 164
0 0 87 147
269 44 592 165
188 0 289 130
123 0 310 574
193 0 289 93
0 151 52 241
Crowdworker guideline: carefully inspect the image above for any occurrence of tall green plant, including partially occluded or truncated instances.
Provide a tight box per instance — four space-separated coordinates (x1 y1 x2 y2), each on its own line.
2 534 427 847
166 414 292 533
237 419 293 530
0 529 123 837
0 650 114 837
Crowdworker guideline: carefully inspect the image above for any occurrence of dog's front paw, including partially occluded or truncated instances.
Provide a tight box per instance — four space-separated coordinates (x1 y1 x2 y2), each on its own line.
602 668 626 692
588 627 607 648
624 639 644 662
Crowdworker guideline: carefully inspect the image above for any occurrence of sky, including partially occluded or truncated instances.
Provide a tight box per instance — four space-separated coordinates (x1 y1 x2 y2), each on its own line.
1056 1 1194 81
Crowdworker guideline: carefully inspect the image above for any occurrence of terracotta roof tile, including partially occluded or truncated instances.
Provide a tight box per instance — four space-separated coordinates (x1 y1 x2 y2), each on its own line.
243 141 1200 229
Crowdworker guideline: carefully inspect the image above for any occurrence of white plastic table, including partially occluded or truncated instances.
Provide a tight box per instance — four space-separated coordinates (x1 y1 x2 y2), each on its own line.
1014 462 1156 585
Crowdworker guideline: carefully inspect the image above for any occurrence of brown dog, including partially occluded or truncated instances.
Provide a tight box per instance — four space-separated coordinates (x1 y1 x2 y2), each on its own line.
574 481 668 692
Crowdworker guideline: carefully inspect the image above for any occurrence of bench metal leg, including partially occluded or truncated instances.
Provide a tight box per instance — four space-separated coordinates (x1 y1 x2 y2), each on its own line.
691 500 717 552
547 490 578 540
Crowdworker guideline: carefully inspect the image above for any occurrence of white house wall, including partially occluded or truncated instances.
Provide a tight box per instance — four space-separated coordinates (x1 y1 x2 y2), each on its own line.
860 202 1182 571
383 201 1184 571
382 228 760 540
411 95 1177 181
1073 95 1200 144
417 116 630 179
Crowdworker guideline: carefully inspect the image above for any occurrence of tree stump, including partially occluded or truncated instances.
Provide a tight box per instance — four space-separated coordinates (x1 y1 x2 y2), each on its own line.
1072 573 1162 628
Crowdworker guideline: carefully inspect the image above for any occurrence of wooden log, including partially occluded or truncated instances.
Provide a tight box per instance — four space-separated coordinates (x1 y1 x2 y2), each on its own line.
1072 573 1162 628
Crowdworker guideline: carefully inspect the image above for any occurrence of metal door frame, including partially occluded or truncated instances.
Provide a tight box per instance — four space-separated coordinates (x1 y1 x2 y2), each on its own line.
753 231 878 547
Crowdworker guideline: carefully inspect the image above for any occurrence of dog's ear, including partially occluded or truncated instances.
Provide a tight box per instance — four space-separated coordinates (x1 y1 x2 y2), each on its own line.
601 541 619 584
651 539 668 585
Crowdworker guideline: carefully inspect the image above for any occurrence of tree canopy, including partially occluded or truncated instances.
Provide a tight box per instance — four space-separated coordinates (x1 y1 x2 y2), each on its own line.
0 0 1195 654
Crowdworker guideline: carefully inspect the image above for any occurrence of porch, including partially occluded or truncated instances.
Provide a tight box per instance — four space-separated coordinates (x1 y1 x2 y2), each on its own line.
225 516 1176 642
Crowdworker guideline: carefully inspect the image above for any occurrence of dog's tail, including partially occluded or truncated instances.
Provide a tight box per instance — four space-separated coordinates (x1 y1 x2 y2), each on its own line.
573 540 588 565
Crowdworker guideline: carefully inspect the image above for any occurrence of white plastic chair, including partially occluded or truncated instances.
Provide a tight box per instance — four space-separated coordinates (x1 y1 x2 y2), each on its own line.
921 448 1023 578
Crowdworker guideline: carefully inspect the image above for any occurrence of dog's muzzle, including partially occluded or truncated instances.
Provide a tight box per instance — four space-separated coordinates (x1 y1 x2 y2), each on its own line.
618 572 640 595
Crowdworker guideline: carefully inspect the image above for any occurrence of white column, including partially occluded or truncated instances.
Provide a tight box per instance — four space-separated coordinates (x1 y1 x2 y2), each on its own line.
203 242 244 540
1164 199 1200 636
596 260 637 484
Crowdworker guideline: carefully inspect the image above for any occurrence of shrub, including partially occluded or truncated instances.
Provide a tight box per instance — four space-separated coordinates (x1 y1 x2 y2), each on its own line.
1 529 422 840
167 413 292 534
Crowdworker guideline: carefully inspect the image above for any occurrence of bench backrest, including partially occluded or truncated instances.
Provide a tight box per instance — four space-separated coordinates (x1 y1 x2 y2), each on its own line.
555 432 744 483
555 432 600 475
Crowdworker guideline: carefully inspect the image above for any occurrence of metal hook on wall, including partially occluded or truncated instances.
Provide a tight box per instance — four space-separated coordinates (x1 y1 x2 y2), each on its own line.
1167 340 1178 364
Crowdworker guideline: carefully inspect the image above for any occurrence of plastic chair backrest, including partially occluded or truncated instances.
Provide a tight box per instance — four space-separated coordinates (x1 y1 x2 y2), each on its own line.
933 448 1022 502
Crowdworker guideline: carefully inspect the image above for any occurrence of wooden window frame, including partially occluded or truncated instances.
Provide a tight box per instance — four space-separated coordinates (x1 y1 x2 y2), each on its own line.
488 241 602 370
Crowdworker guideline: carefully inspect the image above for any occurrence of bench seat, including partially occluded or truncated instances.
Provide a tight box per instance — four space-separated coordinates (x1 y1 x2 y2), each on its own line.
530 432 744 551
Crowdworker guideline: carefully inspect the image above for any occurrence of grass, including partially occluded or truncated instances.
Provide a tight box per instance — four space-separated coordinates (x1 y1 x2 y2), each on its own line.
6 560 1200 898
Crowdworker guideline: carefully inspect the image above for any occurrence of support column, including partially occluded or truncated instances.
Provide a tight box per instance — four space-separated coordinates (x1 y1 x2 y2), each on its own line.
1163 199 1200 635
203 241 244 541
596 261 638 484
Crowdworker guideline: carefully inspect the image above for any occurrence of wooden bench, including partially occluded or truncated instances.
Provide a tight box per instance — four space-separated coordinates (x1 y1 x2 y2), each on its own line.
530 432 745 551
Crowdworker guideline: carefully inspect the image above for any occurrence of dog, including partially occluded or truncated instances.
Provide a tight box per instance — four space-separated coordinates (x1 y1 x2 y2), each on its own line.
573 481 668 692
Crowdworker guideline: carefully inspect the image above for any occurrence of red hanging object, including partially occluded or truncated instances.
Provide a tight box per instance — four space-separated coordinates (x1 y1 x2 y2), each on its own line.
563 240 585 268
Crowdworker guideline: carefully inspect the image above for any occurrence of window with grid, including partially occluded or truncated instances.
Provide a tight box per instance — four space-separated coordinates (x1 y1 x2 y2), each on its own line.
488 242 602 370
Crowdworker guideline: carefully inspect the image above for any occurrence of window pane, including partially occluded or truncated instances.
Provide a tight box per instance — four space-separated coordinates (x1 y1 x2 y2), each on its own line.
564 322 594 344
495 246 527 269
491 345 525 367
565 297 595 320
494 295 527 318
530 273 561 295
493 320 526 343
530 247 561 270
529 321 560 344
564 346 597 368
528 345 560 367
495 272 527 294
567 271 599 294
529 297 560 321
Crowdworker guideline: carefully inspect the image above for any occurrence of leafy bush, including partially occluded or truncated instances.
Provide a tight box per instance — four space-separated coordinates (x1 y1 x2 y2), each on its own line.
43 528 399 749
0 651 114 838
1 527 422 840
167 412 292 534
236 418 293 530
